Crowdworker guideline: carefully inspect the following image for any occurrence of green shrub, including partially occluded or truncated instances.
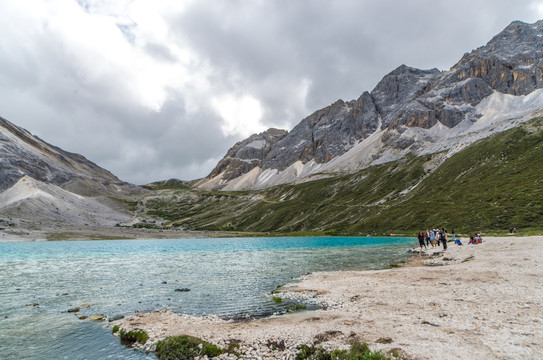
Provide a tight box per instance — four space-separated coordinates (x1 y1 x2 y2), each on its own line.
295 341 392 360
112 325 120 334
273 296 282 303
155 335 225 360
287 304 307 312
119 329 149 346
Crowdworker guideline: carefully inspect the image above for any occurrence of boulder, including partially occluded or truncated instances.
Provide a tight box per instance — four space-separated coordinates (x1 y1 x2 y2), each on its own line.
109 314 125 322
89 314 107 321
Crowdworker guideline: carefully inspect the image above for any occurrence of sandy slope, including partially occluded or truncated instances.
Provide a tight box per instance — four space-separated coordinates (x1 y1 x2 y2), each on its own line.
114 236 543 359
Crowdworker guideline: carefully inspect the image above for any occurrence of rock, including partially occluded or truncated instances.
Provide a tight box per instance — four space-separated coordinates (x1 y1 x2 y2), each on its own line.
109 314 125 322
376 337 393 344
80 303 90 308
78 315 88 320
68 307 80 313
174 288 190 292
89 314 107 321
422 320 439 327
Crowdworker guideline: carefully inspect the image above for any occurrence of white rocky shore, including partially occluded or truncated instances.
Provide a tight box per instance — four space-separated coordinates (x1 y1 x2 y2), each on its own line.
113 236 543 359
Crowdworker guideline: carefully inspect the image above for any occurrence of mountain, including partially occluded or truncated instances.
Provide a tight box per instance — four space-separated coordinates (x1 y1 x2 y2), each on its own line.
195 128 288 189
0 175 132 227
140 116 543 234
198 20 543 191
0 116 145 228
0 116 143 196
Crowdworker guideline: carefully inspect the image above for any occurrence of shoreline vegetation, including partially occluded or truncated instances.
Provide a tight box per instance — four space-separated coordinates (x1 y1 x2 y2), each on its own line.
112 235 543 359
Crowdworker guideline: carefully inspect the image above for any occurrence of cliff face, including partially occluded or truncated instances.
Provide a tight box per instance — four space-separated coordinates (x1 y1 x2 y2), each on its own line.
206 128 288 182
387 20 543 130
200 20 543 190
451 20 543 96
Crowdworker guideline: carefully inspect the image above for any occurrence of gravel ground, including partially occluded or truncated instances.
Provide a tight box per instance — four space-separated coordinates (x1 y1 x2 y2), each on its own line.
113 235 543 359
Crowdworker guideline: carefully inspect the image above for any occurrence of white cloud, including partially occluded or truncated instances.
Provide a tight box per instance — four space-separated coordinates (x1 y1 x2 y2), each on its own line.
531 1 543 17
211 95 266 138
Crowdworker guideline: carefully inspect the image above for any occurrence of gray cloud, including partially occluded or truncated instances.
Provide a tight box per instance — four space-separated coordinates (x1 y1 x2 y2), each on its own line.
0 0 541 184
173 0 541 113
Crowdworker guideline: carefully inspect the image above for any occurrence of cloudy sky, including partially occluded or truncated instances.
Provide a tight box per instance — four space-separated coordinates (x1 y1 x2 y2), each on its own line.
1 0 542 184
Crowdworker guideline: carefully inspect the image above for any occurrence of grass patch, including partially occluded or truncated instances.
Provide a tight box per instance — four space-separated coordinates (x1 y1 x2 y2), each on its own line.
155 335 226 360
132 222 162 229
295 341 392 360
119 328 148 346
287 304 307 312
273 296 283 303
143 179 192 191
112 325 120 334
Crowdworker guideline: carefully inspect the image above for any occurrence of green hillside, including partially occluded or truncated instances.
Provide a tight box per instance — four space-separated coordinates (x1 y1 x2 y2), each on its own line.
139 117 543 235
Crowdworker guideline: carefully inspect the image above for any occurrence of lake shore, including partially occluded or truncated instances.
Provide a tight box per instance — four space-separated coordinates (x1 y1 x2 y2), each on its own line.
0 226 248 242
114 235 543 359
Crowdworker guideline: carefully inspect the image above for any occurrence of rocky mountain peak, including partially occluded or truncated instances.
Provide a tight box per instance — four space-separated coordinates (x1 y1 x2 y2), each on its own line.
200 19 543 190
448 20 543 96
205 128 288 182
370 65 441 128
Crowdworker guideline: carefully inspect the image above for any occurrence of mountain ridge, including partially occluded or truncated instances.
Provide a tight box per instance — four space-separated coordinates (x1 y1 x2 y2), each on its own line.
0 116 147 231
140 116 543 235
0 115 143 197
198 19 543 191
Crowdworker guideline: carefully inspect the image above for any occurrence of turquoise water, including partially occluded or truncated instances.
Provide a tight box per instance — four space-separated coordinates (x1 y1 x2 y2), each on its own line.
0 236 414 359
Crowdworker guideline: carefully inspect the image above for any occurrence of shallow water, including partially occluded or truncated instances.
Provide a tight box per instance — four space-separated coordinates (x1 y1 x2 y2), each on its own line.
0 236 414 359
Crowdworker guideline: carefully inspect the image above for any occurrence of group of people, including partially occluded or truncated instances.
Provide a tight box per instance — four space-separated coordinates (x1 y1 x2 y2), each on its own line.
469 233 483 244
417 228 484 251
417 228 462 251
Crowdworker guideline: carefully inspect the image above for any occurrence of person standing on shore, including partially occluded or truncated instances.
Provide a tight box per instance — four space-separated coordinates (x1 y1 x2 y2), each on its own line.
418 230 427 250
425 229 430 247
441 228 448 251
429 230 436 248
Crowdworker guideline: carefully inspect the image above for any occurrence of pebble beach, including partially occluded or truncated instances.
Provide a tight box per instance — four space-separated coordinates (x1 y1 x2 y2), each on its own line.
114 236 543 359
